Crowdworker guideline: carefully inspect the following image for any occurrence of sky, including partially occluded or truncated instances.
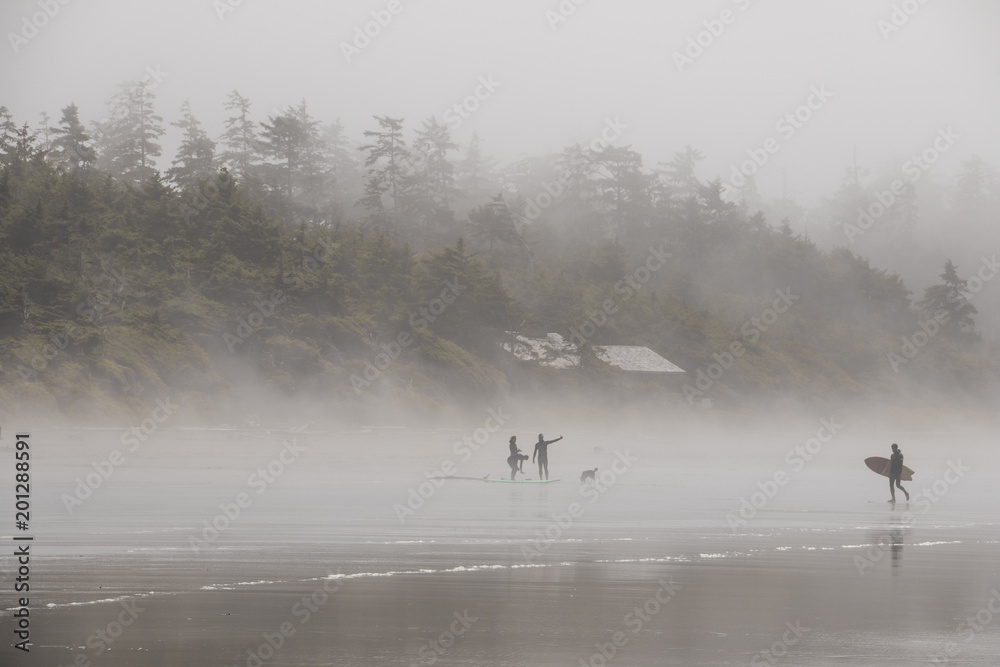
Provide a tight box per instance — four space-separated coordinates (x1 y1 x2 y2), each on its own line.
1 0 998 204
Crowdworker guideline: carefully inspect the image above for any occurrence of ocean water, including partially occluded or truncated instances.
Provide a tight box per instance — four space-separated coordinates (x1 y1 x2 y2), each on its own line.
3 424 998 666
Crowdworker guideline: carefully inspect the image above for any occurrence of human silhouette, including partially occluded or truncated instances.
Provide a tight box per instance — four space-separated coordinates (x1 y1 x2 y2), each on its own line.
507 436 525 480
888 443 909 503
532 434 563 480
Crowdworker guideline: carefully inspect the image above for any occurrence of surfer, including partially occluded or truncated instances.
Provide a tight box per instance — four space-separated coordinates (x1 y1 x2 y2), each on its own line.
533 434 563 481
507 436 525 480
888 443 910 503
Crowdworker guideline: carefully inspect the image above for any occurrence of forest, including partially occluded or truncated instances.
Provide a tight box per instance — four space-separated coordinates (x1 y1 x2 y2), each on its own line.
1 82 997 425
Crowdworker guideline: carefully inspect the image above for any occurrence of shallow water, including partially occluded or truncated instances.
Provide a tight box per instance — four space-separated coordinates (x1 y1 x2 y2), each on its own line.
3 425 998 666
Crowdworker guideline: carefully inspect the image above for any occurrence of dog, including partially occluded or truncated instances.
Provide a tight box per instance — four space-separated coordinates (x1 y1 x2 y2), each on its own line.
580 468 598 483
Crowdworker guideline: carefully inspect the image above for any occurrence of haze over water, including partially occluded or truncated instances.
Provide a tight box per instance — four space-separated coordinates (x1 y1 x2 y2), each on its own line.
1 1 999 665
2 418 996 666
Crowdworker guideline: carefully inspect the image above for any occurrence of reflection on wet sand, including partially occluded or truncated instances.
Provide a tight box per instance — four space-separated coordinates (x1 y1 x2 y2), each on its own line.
11 428 1000 666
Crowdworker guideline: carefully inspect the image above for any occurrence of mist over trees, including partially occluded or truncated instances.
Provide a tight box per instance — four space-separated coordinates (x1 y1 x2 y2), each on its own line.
1 84 998 423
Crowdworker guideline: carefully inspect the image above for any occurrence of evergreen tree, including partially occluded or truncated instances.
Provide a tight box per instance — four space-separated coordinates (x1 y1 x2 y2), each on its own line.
955 155 995 215
697 178 739 224
6 123 39 165
826 161 872 245
357 172 389 235
36 111 53 154
219 90 259 181
167 100 216 190
456 131 495 209
93 80 165 185
592 144 649 232
405 116 459 230
51 103 95 170
556 143 599 203
746 210 769 234
918 260 977 334
884 179 918 247
258 100 325 218
320 119 362 214
735 173 762 214
358 116 409 232
469 193 523 256
659 145 704 200
289 100 327 211
0 106 19 165
420 236 514 350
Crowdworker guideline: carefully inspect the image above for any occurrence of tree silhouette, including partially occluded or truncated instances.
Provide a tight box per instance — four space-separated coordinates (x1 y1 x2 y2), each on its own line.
93 80 165 185
219 90 259 182
358 116 409 234
167 100 216 190
918 260 977 335
406 116 459 231
50 103 95 170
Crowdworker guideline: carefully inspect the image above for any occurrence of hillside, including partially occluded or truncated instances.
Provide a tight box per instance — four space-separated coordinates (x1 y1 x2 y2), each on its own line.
1 148 997 426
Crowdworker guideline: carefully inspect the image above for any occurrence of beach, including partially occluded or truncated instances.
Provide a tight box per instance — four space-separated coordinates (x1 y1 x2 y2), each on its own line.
3 422 999 666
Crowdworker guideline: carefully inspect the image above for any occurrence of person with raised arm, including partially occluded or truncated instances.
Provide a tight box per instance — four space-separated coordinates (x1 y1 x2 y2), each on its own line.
533 433 563 481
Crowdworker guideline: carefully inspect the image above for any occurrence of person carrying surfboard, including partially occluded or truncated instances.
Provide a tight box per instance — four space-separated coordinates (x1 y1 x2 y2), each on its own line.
533 434 563 481
888 443 910 503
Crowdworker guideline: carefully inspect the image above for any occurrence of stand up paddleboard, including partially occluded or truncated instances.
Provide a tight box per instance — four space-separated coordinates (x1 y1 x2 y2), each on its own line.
425 475 560 483
864 456 914 481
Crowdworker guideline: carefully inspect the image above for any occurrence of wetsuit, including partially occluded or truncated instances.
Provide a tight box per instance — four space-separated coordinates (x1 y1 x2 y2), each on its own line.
889 449 908 501
533 436 562 480
508 441 521 480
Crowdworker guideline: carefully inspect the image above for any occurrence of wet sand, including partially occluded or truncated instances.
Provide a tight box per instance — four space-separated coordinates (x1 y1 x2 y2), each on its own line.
3 424 999 666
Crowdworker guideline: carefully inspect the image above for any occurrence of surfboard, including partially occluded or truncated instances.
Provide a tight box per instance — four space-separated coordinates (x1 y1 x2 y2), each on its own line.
865 456 914 481
424 475 561 483
425 475 492 482
482 477 561 484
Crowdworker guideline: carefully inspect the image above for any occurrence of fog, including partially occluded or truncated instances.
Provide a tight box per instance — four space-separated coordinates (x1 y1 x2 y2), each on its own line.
2 1 999 665
3 0 999 204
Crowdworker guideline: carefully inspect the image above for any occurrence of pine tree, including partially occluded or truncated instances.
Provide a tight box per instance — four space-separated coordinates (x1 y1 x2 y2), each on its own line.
357 172 389 235
917 260 977 335
36 111 53 154
0 106 18 165
405 116 459 230
659 145 704 200
884 179 918 246
469 193 523 255
289 100 326 211
93 80 165 185
456 131 495 209
420 236 514 350
955 155 994 215
556 143 599 203
219 90 259 181
735 173 762 213
4 123 40 165
697 178 738 224
592 144 648 231
167 101 216 190
358 116 409 231
258 100 325 218
320 119 362 208
51 103 95 170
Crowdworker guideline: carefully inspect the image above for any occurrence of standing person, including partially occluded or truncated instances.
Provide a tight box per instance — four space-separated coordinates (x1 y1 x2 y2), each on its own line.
888 443 910 503
507 436 523 481
533 434 563 480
